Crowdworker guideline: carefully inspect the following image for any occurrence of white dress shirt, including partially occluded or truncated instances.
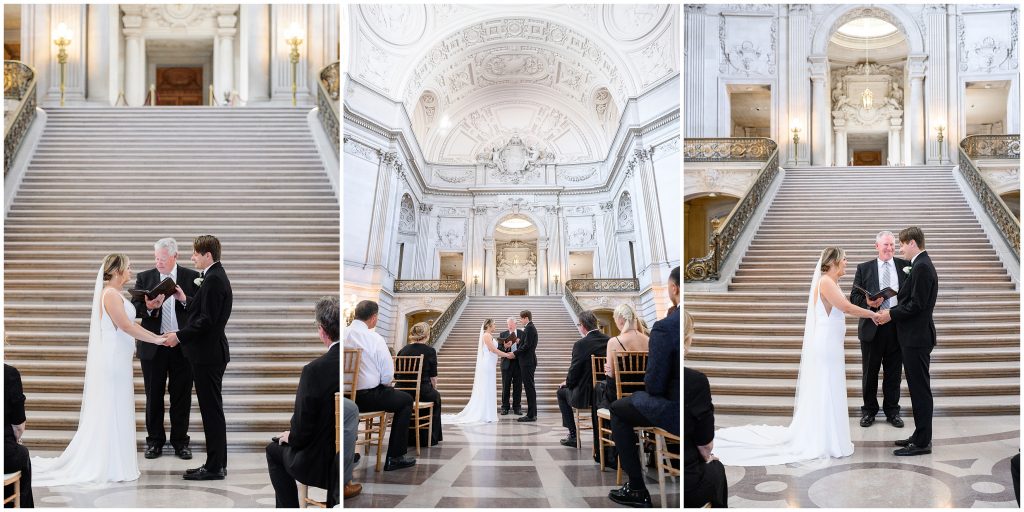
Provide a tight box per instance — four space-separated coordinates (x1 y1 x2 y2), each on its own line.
151 265 182 324
876 258 899 308
344 320 394 391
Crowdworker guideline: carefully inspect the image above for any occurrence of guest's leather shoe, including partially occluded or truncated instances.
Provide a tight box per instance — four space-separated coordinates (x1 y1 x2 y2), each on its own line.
353 453 360 464
887 415 905 428
608 482 653 508
183 467 226 480
894 437 913 447
859 414 875 427
559 435 577 447
175 446 192 460
516 415 537 422
383 455 416 471
500 408 510 415
344 483 362 499
894 443 931 456
144 445 162 459
513 408 522 415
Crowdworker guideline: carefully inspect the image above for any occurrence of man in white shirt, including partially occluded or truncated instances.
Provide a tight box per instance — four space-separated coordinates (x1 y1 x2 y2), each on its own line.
345 300 416 471
849 231 909 429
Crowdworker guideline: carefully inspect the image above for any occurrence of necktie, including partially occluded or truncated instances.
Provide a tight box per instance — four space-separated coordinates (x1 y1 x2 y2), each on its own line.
160 274 176 334
880 262 891 310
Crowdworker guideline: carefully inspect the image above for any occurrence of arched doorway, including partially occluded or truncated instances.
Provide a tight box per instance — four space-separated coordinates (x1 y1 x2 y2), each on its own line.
684 193 740 266
493 214 540 296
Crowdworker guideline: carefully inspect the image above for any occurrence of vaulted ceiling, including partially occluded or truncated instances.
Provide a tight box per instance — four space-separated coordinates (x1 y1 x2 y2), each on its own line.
349 4 679 165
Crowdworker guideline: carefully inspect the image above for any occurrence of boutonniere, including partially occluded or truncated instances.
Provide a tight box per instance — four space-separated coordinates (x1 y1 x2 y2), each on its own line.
194 277 204 287
902 266 912 275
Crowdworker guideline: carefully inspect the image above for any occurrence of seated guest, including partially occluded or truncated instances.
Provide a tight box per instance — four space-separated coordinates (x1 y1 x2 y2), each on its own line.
607 267 681 508
266 296 341 508
1013 452 1020 506
345 300 416 471
556 310 609 447
593 303 650 462
396 322 443 448
5 363 34 508
343 397 361 499
683 310 727 508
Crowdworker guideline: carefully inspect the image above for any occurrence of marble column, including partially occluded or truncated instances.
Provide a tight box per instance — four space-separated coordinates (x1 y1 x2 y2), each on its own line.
599 201 619 278
907 55 927 166
809 56 830 166
888 124 903 166
123 30 145 106
528 271 537 296
484 237 497 296
537 239 549 296
833 124 848 166
214 7 238 104
786 5 812 165
924 7 947 164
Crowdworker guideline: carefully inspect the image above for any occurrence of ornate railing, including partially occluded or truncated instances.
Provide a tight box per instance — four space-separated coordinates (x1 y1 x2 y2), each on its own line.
683 137 778 162
958 138 1020 259
563 285 584 317
317 62 340 156
4 61 38 174
685 139 780 281
565 278 641 292
428 282 466 348
394 279 465 293
960 134 1020 159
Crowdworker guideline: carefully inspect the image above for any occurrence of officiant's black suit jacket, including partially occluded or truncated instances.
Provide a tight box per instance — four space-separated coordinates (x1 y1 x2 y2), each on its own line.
850 257 910 342
177 261 233 365
284 343 340 489
497 328 524 371
887 252 938 348
564 330 610 408
514 322 538 368
132 266 201 360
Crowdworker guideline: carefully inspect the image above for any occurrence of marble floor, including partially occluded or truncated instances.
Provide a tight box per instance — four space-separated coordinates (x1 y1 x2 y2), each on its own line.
715 415 1020 508
345 414 680 508
30 450 327 507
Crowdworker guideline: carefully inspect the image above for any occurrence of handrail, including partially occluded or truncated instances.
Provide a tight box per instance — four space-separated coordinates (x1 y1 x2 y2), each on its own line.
565 278 641 292
960 134 1020 160
684 138 780 281
4 60 38 174
428 281 466 348
563 284 584 317
393 279 465 293
957 136 1020 259
318 61 340 156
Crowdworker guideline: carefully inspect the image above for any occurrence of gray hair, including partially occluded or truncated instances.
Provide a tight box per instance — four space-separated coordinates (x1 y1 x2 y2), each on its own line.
154 238 179 255
506 316 517 326
876 231 895 244
315 296 340 342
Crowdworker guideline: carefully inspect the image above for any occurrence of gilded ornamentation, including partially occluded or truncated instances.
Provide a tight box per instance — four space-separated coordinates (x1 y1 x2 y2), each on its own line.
958 137 1020 258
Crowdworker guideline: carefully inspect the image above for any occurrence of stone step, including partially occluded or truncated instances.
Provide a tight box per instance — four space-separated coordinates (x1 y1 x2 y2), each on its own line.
23 392 297 412
708 394 1019 416
692 321 1018 336
19 375 308 394
20 429 275 451
708 376 1019 397
5 345 323 361
25 410 291 432
687 346 1021 364
688 310 1019 325
686 333 1021 349
689 360 1020 380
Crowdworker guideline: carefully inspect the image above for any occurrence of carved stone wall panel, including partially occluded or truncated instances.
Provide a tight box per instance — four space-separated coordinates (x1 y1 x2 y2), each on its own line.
603 5 669 42
565 215 598 248
343 137 381 164
359 4 427 46
979 166 1021 195
684 166 758 200
436 217 468 249
959 9 1018 72
719 13 776 77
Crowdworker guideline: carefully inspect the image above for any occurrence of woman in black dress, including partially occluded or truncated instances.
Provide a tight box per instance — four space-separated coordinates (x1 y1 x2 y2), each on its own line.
396 322 443 447
684 310 728 508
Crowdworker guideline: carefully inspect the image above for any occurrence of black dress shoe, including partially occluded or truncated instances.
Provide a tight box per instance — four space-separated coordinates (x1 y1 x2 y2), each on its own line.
175 446 193 460
608 482 653 508
859 414 875 427
894 437 913 447
144 445 163 459
383 455 416 471
894 443 931 456
516 415 536 422
353 453 361 464
559 435 577 447
500 408 510 415
887 415 905 428
513 408 522 415
183 467 226 480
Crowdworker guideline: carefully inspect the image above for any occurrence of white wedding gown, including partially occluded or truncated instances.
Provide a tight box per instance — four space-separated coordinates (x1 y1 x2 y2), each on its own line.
442 332 498 424
713 276 854 466
32 277 141 487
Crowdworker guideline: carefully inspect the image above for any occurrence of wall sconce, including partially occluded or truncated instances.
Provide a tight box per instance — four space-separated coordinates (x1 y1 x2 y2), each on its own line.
553 273 560 291
936 125 945 164
791 127 800 165
473 274 479 295
284 22 304 107
53 23 72 107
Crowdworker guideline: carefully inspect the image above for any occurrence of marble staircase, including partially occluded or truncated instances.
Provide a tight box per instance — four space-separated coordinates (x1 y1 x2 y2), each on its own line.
685 166 1020 417
5 107 339 451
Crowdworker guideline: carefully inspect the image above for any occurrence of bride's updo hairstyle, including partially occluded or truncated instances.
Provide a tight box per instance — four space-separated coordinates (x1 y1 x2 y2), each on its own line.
482 318 494 331
613 303 639 331
101 253 130 281
819 247 846 273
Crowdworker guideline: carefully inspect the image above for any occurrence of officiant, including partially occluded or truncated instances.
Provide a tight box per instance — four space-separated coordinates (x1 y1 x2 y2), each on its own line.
132 238 201 459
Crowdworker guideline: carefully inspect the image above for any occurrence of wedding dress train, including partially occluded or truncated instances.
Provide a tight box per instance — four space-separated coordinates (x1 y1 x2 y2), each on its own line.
442 331 498 425
32 270 141 486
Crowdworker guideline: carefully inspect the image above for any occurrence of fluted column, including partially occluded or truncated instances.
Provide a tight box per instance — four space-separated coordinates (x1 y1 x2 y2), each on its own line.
888 124 902 166
834 124 848 166
124 30 145 106
484 237 497 296
537 239 549 295
599 201 619 278
924 7 948 164
809 56 830 166
907 55 927 166
786 5 812 165
214 6 238 104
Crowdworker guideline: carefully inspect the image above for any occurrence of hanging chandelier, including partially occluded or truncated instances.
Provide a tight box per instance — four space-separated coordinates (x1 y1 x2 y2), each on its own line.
861 36 873 109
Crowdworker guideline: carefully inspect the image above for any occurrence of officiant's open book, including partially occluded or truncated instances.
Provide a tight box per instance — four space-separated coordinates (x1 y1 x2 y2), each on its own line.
129 277 177 301
853 285 898 301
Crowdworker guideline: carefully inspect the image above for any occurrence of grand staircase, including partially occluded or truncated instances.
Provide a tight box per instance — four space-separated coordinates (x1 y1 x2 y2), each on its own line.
686 166 1020 417
435 296 582 415
4 107 339 451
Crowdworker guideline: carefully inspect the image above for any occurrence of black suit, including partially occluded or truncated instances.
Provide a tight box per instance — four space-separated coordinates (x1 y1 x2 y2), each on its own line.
887 251 938 447
5 364 33 508
133 265 200 450
850 257 908 420
514 321 539 418
497 328 524 410
557 330 609 435
177 261 233 470
267 344 340 508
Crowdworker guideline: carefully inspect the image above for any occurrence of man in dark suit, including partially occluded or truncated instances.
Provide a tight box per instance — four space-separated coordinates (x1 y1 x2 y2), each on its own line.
850 231 908 429
515 310 539 422
608 266 681 508
5 364 34 508
497 317 524 415
557 310 609 447
166 235 233 480
267 296 341 508
878 227 939 456
133 237 200 460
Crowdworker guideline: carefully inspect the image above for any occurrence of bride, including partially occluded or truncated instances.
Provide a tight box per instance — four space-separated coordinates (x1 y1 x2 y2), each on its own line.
33 254 170 486
442 319 514 425
713 247 883 466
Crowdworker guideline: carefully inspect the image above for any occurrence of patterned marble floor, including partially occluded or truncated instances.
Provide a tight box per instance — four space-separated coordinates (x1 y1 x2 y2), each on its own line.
31 450 327 507
345 414 680 508
715 415 1019 508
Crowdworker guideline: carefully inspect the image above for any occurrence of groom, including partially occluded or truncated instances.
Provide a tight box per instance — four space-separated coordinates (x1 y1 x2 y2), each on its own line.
166 235 233 479
877 227 937 456
515 310 538 422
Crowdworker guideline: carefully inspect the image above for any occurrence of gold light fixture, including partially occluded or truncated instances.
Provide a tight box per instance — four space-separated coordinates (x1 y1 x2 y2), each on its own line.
791 126 801 165
861 36 873 109
52 23 72 107
936 125 945 163
285 22 304 107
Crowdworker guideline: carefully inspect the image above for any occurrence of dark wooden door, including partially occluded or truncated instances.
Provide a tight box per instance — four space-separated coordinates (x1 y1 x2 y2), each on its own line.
156 67 203 106
853 151 882 166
